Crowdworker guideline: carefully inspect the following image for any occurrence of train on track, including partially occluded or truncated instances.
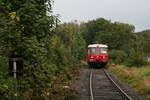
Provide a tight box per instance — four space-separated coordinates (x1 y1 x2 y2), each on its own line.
87 44 108 67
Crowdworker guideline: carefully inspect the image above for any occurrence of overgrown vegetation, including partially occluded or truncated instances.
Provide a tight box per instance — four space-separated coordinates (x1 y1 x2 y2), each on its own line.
0 0 85 99
109 50 127 64
109 65 150 100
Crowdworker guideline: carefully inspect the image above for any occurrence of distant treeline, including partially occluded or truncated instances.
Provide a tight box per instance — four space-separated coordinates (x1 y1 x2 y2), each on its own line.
58 18 149 66
77 18 149 66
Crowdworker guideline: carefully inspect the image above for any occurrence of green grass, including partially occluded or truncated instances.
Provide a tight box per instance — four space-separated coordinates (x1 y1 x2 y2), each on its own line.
135 67 150 78
108 64 150 100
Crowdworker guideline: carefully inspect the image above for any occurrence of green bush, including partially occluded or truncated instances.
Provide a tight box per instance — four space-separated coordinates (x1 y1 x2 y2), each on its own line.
0 57 13 100
109 50 127 64
126 51 148 67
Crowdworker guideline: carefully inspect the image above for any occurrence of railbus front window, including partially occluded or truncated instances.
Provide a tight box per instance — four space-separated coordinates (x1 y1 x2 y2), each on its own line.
89 48 96 53
100 48 107 53
96 48 100 53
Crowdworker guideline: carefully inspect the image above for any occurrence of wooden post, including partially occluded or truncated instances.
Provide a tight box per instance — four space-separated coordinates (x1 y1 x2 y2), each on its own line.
13 60 17 100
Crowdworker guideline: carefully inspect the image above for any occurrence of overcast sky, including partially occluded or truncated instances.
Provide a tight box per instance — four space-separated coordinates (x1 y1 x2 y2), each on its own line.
53 0 150 32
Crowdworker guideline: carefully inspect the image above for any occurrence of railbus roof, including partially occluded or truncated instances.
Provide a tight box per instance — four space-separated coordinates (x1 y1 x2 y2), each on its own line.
88 44 108 48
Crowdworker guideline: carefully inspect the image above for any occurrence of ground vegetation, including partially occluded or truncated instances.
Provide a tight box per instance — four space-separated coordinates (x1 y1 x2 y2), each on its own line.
109 65 150 99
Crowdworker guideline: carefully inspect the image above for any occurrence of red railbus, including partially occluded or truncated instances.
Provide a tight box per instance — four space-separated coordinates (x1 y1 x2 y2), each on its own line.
87 44 108 67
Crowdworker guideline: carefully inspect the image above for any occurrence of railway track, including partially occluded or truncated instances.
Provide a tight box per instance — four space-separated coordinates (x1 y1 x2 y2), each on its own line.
89 68 133 100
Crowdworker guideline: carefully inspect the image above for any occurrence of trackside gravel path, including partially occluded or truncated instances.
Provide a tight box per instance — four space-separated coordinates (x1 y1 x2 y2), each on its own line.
74 67 146 100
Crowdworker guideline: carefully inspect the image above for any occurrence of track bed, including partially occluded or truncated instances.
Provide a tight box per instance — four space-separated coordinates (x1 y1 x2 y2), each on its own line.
75 67 146 100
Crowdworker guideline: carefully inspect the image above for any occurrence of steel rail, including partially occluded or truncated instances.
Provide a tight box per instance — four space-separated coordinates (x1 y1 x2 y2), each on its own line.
90 68 94 100
103 68 133 100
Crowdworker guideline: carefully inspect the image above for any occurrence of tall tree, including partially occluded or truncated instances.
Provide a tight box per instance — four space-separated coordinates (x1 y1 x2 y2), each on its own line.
0 0 56 99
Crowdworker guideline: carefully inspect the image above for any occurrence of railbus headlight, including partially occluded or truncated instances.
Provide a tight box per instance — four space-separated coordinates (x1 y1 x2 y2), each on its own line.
90 57 94 59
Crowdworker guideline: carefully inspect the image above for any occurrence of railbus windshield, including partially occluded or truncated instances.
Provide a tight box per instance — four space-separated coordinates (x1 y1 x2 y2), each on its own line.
88 47 100 53
100 47 107 53
88 48 96 53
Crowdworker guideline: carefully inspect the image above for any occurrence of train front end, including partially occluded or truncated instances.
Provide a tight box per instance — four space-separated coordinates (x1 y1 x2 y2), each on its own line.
87 44 108 67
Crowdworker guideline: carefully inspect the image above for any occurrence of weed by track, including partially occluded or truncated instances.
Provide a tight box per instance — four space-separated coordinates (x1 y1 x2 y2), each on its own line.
109 64 150 100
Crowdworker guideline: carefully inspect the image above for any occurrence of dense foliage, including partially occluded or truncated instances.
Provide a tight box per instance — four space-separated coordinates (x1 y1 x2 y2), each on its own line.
126 50 148 67
136 30 150 54
0 0 56 99
109 50 127 64
0 0 86 99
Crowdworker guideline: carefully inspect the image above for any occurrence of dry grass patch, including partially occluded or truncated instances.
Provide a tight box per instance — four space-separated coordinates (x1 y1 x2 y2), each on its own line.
109 64 150 100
